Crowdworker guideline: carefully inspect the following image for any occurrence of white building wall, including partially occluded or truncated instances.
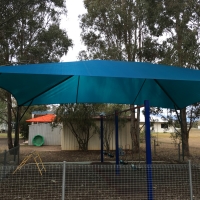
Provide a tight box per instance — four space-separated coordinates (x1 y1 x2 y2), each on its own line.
61 125 79 150
62 121 132 150
61 120 175 150
0 123 8 132
152 123 175 133
28 123 62 145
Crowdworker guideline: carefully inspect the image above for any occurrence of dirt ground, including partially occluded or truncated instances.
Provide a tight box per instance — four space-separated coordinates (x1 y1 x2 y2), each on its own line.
1 130 200 164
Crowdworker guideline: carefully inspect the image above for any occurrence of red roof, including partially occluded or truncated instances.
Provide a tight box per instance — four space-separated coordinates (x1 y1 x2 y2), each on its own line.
26 114 56 123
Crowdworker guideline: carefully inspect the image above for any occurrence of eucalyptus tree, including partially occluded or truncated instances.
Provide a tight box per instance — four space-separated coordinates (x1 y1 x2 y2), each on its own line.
79 0 156 152
0 0 34 28
145 0 200 155
0 0 73 148
54 103 127 151
80 0 151 61
100 104 127 152
0 97 7 125
54 104 103 150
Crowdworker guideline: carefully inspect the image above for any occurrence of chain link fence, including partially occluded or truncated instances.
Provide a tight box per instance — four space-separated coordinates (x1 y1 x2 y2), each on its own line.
0 161 199 200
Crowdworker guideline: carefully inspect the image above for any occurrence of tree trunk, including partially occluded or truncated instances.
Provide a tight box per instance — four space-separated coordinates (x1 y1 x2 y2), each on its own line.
136 107 140 152
130 105 139 153
7 92 13 149
104 129 110 152
180 108 189 156
79 141 88 151
14 106 20 147
174 9 190 157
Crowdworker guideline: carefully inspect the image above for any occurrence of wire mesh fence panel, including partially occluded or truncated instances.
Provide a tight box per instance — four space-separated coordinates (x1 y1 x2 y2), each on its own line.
0 146 20 166
151 164 190 199
5 146 20 165
0 152 4 164
191 164 200 199
65 164 197 200
0 146 20 179
0 162 200 199
0 163 63 200
65 164 148 200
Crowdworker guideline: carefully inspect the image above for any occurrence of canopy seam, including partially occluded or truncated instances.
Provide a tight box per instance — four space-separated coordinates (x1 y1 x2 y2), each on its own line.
20 75 73 106
132 79 146 105
154 79 180 109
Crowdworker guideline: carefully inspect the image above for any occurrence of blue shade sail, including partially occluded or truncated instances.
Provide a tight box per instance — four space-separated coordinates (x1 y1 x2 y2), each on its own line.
0 60 200 109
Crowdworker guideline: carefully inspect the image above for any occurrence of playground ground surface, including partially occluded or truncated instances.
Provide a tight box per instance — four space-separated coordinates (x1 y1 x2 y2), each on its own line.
0 129 200 164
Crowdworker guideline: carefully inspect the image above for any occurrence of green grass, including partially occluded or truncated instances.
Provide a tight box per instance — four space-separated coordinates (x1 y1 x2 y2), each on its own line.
151 129 200 140
152 132 171 138
0 133 23 139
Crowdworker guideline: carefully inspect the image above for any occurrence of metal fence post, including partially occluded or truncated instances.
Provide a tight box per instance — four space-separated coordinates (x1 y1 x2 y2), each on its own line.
3 150 7 178
62 161 66 200
154 139 156 155
17 145 20 165
3 150 7 166
178 143 181 162
14 146 16 162
188 160 193 200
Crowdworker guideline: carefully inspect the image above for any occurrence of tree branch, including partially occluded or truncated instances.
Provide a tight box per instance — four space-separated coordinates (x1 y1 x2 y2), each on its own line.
0 0 33 27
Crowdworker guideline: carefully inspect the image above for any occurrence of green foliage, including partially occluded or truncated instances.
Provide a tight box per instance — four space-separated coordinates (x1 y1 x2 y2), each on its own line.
145 0 200 68
79 1 156 152
170 131 181 145
80 0 154 62
0 0 73 65
0 90 7 124
54 103 128 151
143 0 200 155
54 104 103 150
100 104 128 151
139 130 145 143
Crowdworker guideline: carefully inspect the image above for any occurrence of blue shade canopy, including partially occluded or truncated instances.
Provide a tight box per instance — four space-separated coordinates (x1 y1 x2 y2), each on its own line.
0 60 200 109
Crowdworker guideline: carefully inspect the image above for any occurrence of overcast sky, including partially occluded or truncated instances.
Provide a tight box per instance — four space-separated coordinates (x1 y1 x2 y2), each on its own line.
60 0 86 62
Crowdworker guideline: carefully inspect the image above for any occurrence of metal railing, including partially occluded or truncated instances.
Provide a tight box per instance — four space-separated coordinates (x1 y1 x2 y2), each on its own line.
0 161 199 200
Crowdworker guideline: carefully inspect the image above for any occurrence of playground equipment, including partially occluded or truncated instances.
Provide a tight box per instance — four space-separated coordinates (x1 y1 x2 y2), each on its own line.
118 146 128 165
100 105 149 169
103 151 114 158
13 151 46 175
32 135 44 146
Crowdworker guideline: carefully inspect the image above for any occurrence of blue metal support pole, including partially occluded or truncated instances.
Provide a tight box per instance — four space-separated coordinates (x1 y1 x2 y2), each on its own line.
144 100 153 200
100 115 104 163
115 110 120 175
115 111 119 165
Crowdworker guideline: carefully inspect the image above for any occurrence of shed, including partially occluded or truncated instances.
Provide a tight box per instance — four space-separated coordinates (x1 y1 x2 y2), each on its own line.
26 113 62 146
61 116 175 150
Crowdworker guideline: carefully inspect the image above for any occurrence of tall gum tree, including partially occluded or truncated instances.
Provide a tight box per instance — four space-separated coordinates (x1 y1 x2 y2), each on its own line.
0 0 73 148
145 0 200 156
79 0 158 152
54 104 103 150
